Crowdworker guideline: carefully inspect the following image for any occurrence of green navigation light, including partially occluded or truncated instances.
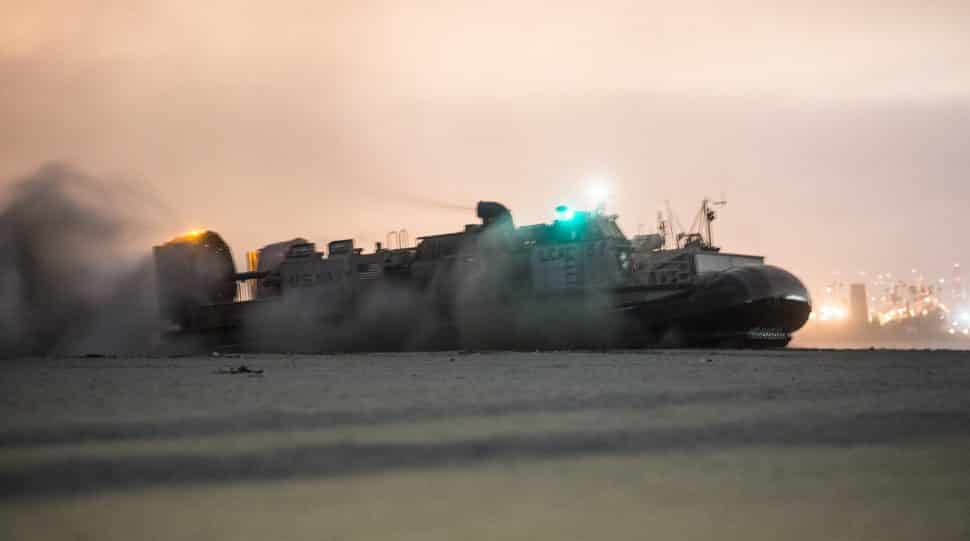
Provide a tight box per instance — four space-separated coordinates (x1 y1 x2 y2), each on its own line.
555 204 575 221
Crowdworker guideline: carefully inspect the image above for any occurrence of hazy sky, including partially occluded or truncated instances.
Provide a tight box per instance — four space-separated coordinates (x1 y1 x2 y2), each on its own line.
2 1 969 295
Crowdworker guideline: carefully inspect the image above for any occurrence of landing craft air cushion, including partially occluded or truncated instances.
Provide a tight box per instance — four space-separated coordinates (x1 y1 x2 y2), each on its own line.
153 201 812 350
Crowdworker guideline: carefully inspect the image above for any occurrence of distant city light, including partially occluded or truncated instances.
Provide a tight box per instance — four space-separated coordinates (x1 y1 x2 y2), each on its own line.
817 304 847 321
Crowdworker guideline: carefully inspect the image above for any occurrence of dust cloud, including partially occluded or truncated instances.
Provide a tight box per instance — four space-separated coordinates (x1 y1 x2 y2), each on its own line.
0 163 163 357
235 214 632 353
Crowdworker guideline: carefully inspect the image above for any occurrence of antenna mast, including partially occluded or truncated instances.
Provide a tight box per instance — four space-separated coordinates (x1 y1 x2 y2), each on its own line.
664 200 685 248
656 211 668 249
702 196 727 248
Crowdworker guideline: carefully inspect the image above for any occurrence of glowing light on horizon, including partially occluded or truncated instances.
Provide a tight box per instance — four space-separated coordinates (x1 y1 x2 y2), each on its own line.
588 183 609 204
817 304 847 321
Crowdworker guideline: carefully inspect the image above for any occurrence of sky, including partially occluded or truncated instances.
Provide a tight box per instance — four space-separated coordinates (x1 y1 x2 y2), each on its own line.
2 0 969 297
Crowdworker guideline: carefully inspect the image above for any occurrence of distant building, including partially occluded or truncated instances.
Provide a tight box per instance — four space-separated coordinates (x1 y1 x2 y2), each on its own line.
954 263 965 303
849 283 869 326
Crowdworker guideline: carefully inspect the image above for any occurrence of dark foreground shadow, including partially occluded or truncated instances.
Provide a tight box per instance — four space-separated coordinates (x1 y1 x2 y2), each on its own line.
3 410 969 500
0 388 790 448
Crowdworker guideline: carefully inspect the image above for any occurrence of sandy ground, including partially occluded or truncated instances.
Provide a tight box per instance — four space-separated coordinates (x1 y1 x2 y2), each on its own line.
1 349 969 540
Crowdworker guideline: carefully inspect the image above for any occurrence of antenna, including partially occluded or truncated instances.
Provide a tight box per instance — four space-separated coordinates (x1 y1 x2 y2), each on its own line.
655 211 667 249
664 200 685 247
702 195 727 247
